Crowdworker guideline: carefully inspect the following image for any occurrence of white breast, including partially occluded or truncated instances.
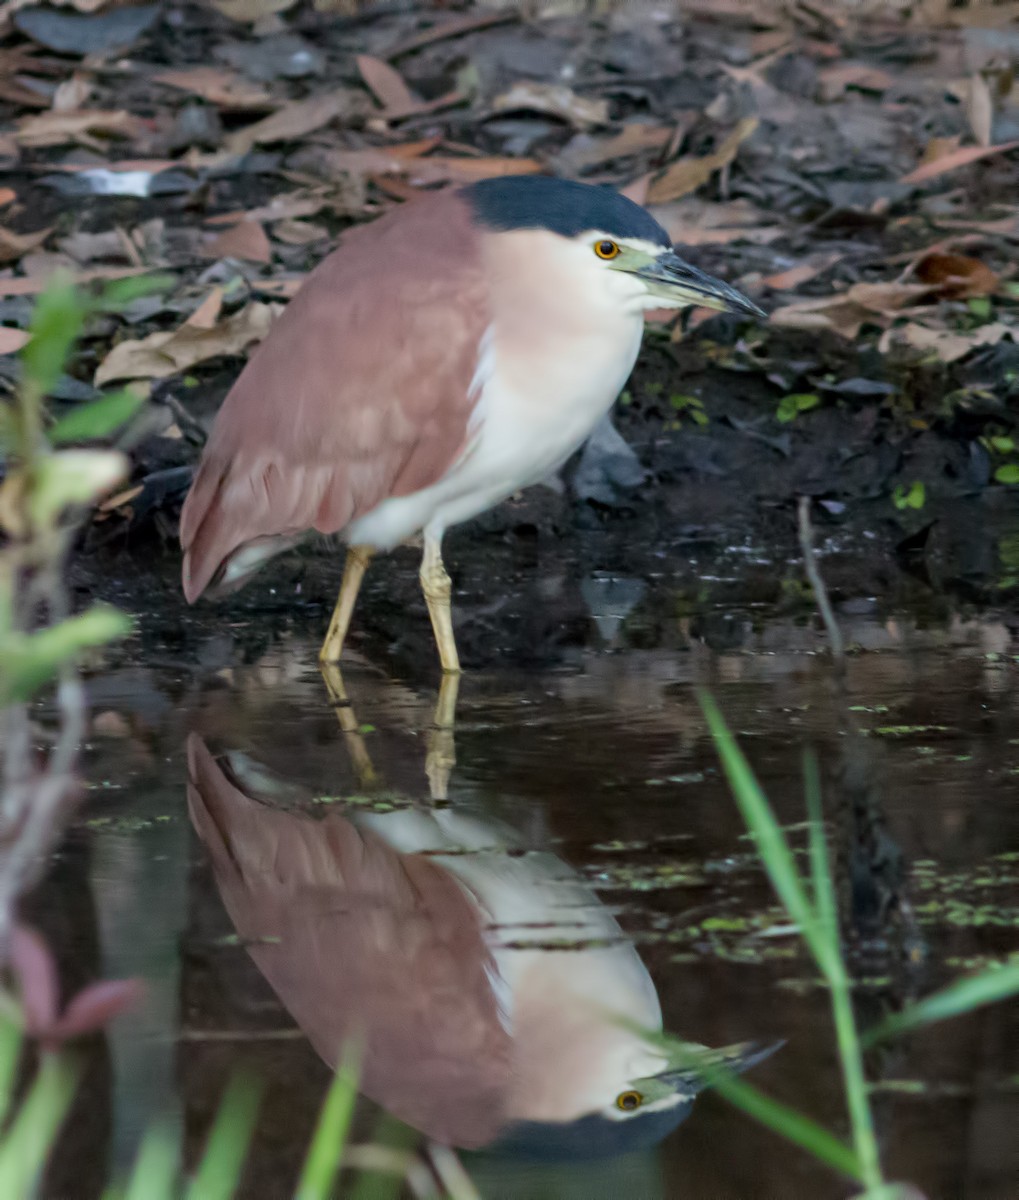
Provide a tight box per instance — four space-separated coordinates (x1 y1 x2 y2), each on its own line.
348 229 645 550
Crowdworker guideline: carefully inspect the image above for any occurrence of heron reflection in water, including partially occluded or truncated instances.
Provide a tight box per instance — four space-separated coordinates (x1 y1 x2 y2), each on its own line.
186 668 776 1172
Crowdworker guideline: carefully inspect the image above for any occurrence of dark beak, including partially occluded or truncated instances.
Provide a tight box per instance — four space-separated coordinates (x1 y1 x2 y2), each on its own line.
636 250 766 319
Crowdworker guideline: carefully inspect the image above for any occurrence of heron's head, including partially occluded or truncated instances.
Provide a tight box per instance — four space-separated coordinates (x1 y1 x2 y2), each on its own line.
462 175 765 320
492 1031 781 1162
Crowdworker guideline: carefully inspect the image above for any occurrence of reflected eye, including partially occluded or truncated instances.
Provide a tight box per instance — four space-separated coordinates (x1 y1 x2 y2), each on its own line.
594 239 620 260
616 1090 643 1112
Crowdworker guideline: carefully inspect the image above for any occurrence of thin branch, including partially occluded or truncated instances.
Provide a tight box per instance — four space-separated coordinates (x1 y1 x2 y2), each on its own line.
797 495 845 671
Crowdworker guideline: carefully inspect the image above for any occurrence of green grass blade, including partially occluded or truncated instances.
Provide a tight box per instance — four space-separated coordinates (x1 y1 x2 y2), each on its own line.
296 1044 361 1200
0 1014 23 1130
863 963 1019 1048
697 690 829 970
186 1073 263 1200
120 1121 179 1200
802 748 882 1186
348 1118 416 1200
0 1053 78 1198
803 750 836 941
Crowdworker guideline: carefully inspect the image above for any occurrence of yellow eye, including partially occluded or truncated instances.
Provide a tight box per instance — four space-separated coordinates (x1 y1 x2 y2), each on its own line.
616 1090 643 1112
594 239 620 260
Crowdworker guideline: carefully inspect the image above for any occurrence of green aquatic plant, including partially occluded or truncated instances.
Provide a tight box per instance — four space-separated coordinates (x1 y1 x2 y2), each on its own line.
677 690 1019 1199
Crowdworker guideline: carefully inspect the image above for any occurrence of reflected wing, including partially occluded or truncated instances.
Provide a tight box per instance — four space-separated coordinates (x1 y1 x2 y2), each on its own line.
186 735 512 1148
180 190 489 601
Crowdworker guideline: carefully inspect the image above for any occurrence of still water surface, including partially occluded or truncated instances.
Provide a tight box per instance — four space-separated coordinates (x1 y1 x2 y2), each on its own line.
35 564 1019 1199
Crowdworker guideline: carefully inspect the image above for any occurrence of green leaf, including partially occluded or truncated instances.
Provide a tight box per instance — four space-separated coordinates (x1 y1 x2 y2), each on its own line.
120 1122 179 1200
863 963 1019 1047
777 394 820 423
892 481 925 510
49 389 146 445
185 1073 263 1200
21 275 89 398
28 449 127 528
0 1055 78 1199
988 435 1016 454
967 296 992 321
0 604 132 703
96 273 177 313
696 690 830 970
994 463 1019 485
295 1044 360 1200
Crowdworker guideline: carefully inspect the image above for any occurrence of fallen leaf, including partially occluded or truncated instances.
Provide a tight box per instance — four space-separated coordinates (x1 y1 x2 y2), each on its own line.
13 6 160 56
271 218 328 245
210 0 296 20
151 67 273 111
223 90 360 157
901 139 1019 185
0 188 14 208
887 321 1013 363
560 123 671 171
648 117 758 204
913 252 998 298
187 287 224 330
491 81 609 129
52 73 92 112
0 327 29 354
15 109 141 149
95 302 279 385
356 54 416 112
817 63 894 101
200 219 271 263
0 224 51 264
0 266 154 298
770 282 933 338
763 254 842 290
966 72 994 148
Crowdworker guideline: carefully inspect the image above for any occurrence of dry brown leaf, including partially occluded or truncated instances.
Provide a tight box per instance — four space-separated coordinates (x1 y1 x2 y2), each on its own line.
0 327 29 355
210 0 296 20
356 54 416 112
151 67 272 111
887 321 1013 363
913 252 998 298
816 63 894 101
271 218 328 245
491 82 610 130
0 189 14 209
966 73 994 148
563 124 671 171
0 225 51 265
200 219 271 264
52 74 92 113
15 109 141 149
95 302 279 386
224 90 359 157
769 282 933 338
188 288 224 330
0 266 152 298
763 254 842 290
901 139 1019 184
647 118 758 204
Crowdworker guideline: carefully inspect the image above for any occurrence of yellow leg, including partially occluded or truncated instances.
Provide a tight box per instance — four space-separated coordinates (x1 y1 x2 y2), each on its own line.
319 545 373 663
318 661 377 788
425 671 460 802
420 533 461 674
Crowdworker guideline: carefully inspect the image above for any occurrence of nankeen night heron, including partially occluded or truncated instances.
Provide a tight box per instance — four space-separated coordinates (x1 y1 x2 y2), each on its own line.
180 176 763 671
186 725 777 1159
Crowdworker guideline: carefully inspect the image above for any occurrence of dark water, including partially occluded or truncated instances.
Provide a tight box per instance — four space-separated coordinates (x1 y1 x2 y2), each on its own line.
33 545 1019 1200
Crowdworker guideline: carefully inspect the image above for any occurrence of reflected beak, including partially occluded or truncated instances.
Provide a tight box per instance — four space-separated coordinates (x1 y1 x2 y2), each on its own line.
636 250 765 318
644 1039 783 1097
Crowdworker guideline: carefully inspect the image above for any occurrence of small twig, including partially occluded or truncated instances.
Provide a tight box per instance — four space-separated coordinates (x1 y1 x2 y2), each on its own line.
797 495 845 669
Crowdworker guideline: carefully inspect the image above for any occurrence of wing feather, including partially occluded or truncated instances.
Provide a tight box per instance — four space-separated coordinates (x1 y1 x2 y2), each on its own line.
180 190 489 602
